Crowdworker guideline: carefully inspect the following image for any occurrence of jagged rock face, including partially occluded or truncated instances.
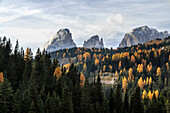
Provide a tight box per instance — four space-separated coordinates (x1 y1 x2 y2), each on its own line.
45 29 76 52
119 26 169 48
83 35 104 49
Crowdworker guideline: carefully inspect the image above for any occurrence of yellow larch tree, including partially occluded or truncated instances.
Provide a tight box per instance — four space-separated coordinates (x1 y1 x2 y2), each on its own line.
122 76 128 92
109 65 112 71
115 70 118 77
80 73 85 87
63 53 66 58
83 63 87 70
155 90 159 99
166 63 169 71
95 58 99 67
103 65 106 72
119 61 121 70
137 64 143 73
148 90 153 100
24 48 32 60
138 77 144 88
149 77 152 86
142 90 148 99
53 66 62 80
156 67 161 76
83 52 91 61
129 68 133 77
131 55 136 63
0 72 4 82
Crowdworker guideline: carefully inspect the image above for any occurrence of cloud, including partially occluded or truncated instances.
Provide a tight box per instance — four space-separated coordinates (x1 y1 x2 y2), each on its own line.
0 0 170 54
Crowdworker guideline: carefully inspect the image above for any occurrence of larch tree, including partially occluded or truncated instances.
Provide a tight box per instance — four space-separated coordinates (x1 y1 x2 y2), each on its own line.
53 66 62 80
156 67 161 76
80 73 85 87
0 72 4 82
131 55 136 63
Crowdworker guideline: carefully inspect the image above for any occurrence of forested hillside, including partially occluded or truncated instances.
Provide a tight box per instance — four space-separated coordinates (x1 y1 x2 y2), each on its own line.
0 36 169 113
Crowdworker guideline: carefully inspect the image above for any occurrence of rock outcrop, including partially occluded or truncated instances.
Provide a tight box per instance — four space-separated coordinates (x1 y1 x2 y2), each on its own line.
119 26 169 48
45 29 76 52
83 35 104 49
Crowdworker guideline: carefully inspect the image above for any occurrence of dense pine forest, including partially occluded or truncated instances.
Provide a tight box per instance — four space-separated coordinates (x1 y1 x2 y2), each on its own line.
0 36 170 113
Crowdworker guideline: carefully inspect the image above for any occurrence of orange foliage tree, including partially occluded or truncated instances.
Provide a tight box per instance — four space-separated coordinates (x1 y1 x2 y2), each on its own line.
103 65 106 72
156 67 161 76
0 72 4 82
83 52 91 61
119 61 121 70
128 68 133 77
53 66 62 80
131 55 136 63
137 64 143 73
80 73 85 87
122 76 128 92
142 90 148 99
95 58 99 67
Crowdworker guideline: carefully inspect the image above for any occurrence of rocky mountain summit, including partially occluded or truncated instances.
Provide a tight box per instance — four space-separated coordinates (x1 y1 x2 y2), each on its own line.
45 29 76 52
119 26 169 48
83 35 104 49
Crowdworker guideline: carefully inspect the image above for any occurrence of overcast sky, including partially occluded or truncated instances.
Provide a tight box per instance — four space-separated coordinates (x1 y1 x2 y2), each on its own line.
0 0 170 54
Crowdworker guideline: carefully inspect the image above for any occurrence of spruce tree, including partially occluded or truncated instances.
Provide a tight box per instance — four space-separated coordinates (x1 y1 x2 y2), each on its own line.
80 79 93 113
13 89 21 113
0 78 13 113
61 85 74 113
114 83 122 113
108 88 114 113
130 86 144 113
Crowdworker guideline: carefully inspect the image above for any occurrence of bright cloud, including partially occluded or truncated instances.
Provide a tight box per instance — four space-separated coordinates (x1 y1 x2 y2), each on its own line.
0 0 170 54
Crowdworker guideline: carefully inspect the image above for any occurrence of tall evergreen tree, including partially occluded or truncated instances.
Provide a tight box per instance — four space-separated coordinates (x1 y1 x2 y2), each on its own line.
61 85 74 113
80 79 93 113
0 78 13 113
108 88 114 113
130 86 144 113
114 83 122 113
13 89 22 113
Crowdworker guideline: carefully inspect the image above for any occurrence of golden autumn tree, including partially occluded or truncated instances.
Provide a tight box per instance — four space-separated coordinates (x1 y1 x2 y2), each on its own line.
93 54 97 60
122 76 128 92
166 63 169 71
63 53 66 58
154 51 158 58
83 52 91 61
119 61 121 70
83 63 87 70
142 90 148 99
131 55 136 63
149 77 152 86
155 90 159 99
148 90 153 100
0 72 4 82
53 66 62 80
129 68 133 77
112 54 119 61
103 65 106 72
156 67 161 76
109 65 112 71
115 70 118 77
78 54 82 61
24 48 32 60
137 64 143 73
147 62 152 72
80 73 85 87
95 58 99 67
138 77 144 88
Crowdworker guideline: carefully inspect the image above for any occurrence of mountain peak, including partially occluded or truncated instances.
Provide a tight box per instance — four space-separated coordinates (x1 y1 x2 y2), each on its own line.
45 28 76 52
119 26 169 48
83 35 104 49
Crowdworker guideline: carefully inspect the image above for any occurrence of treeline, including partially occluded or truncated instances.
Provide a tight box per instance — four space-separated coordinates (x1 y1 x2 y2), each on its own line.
0 36 169 113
